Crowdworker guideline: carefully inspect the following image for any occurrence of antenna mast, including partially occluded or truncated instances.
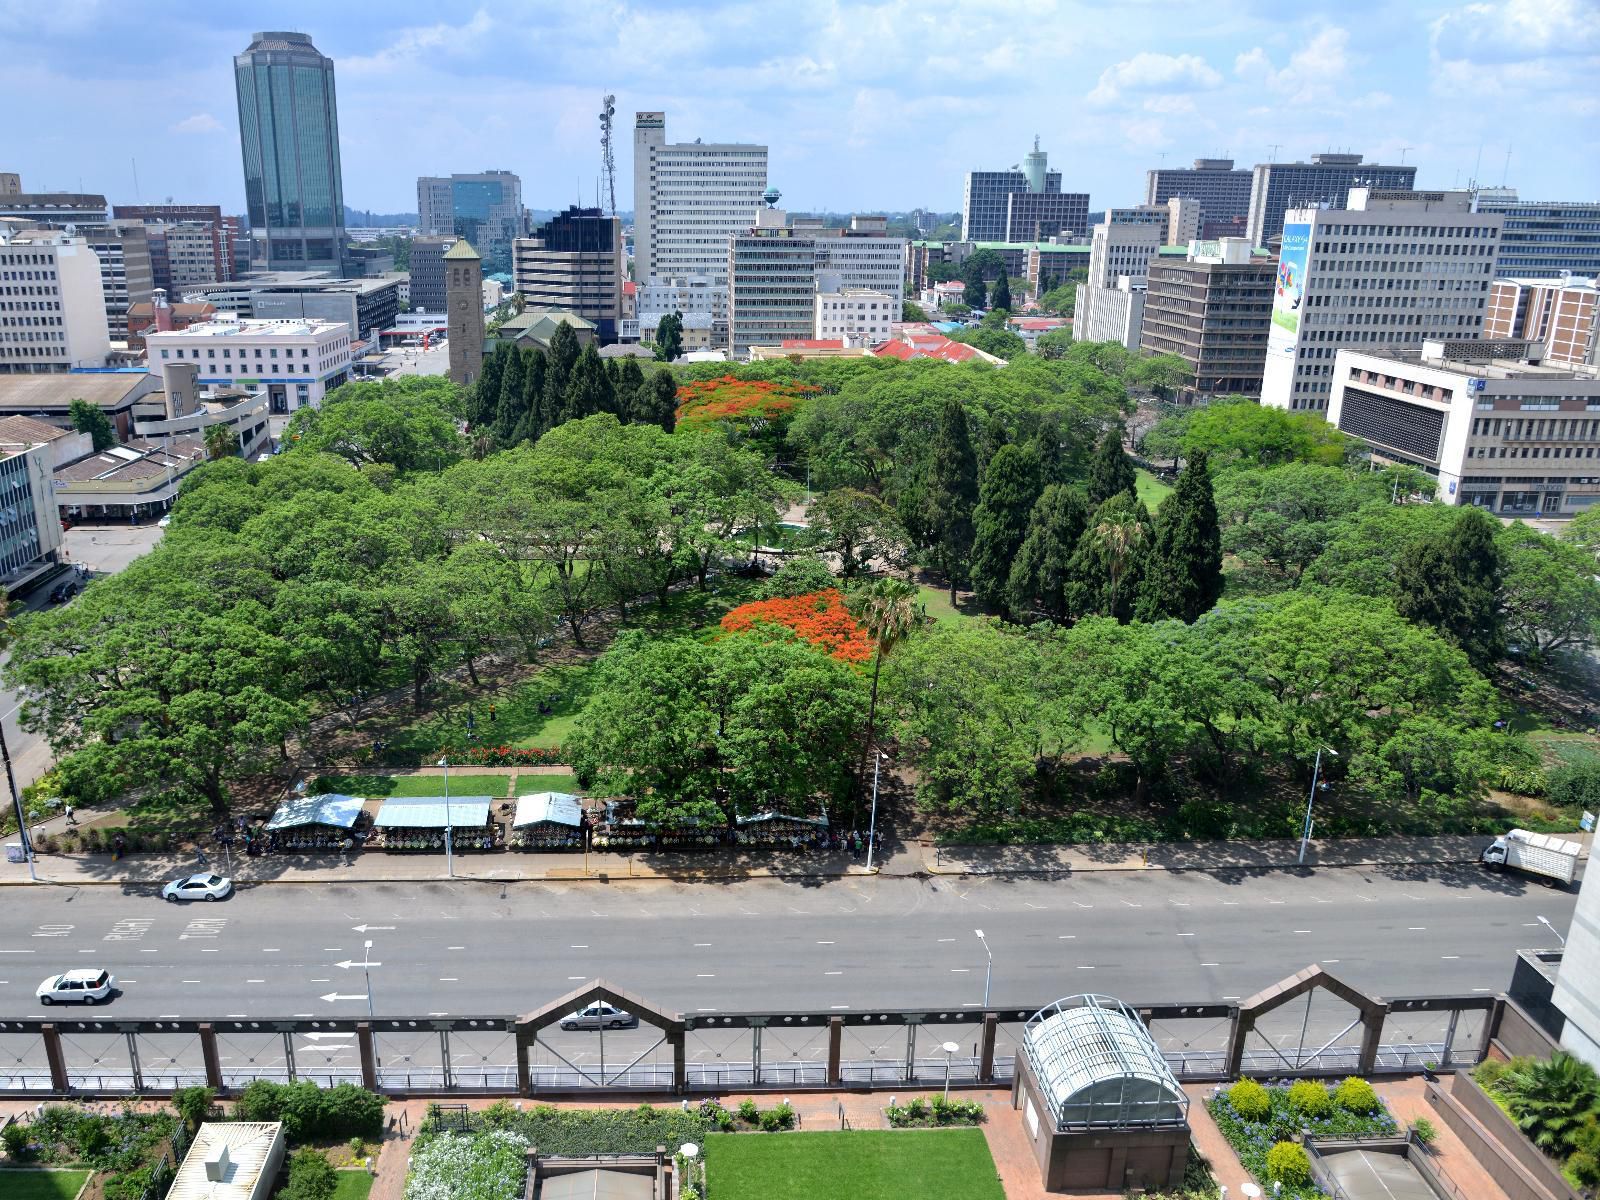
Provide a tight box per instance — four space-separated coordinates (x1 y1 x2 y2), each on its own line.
599 94 618 217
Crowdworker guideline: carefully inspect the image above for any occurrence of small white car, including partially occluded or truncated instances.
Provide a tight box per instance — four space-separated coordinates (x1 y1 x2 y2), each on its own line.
37 969 116 1006
161 873 233 903
560 1002 636 1031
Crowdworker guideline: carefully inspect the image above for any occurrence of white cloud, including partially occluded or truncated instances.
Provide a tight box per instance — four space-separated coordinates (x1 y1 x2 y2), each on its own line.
1431 0 1599 65
342 9 493 75
169 113 222 135
1233 26 1351 103
1087 52 1221 107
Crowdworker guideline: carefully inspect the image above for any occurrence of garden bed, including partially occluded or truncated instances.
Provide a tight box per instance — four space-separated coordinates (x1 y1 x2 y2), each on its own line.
884 1095 985 1128
0 1107 184 1200
1205 1078 1397 1199
425 1101 710 1155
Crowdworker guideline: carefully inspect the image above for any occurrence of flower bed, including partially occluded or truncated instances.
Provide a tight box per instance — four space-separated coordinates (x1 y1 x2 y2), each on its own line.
885 1095 986 1128
721 589 873 663
5 1106 183 1199
697 1098 797 1133
438 744 565 766
441 1101 712 1155
404 1129 528 1200
1206 1078 1397 1199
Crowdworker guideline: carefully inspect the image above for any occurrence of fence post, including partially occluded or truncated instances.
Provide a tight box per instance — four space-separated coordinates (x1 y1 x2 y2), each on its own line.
357 1023 378 1092
979 1012 998 1083
826 1016 843 1086
198 1023 223 1091
42 1023 69 1094
282 1031 297 1082
668 1028 686 1094
125 1031 144 1093
1357 1004 1388 1078
516 1029 532 1098
438 1030 453 1091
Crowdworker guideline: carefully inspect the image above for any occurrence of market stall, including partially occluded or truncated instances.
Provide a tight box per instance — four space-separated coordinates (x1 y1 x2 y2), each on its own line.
369 796 497 853
509 792 585 851
590 799 723 851
735 810 830 849
262 793 367 852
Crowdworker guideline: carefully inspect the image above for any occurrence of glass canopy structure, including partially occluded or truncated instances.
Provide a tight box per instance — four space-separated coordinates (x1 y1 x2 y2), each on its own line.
1023 995 1190 1129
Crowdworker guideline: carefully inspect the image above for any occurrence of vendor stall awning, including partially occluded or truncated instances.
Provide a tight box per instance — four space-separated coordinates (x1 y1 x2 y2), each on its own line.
514 792 583 829
736 811 828 828
373 797 493 829
265 793 364 831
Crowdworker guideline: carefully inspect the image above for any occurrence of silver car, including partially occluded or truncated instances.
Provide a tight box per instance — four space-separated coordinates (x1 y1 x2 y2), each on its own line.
560 1002 637 1031
161 873 233 902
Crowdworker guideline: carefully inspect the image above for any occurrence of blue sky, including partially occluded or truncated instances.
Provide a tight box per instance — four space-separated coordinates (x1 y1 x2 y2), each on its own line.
2 0 1596 217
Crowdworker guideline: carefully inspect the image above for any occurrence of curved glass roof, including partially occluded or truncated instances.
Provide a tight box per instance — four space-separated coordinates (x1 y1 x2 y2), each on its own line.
1024 994 1189 1129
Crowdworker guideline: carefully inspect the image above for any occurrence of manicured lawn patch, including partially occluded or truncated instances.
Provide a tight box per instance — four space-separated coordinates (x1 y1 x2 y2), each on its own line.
1136 467 1174 510
916 585 979 627
510 773 583 797
702 1129 1004 1200
331 1170 373 1200
0 1171 93 1200
312 773 510 798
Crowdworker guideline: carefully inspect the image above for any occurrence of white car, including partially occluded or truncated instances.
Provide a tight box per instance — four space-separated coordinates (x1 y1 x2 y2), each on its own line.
37 969 116 1006
560 1002 636 1031
161 873 233 903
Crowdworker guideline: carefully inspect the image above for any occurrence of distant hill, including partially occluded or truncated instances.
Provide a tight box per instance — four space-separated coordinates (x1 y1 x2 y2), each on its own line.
345 207 418 227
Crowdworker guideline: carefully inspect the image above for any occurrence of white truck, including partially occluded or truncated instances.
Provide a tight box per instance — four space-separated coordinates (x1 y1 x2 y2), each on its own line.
1481 828 1582 887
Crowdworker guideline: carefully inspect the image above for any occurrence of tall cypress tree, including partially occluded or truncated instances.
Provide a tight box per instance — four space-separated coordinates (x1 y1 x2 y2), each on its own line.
1134 450 1224 623
990 273 1013 312
513 350 548 445
923 397 980 602
1007 485 1089 623
493 347 527 444
562 344 614 423
615 358 646 424
1446 507 1506 669
1395 539 1464 638
469 346 507 428
543 323 580 432
1086 425 1137 506
970 442 1043 612
635 368 678 432
1068 492 1153 622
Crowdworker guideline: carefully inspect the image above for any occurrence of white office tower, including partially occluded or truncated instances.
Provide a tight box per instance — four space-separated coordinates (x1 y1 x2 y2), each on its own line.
632 111 767 287
1260 189 1503 412
1072 219 1161 351
0 228 111 373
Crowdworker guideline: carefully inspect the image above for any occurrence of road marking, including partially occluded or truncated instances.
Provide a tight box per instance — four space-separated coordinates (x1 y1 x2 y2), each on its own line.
696 974 715 978
247 979 265 983
1024 902 1044 909
439 977 458 982
1121 901 1143 908
1473 987 1493 992
1408 927 1427 931
1521 923 1541 927
0 950 36 954
816 940 834 945
1294 930 1311 934
1057 935 1076 939
1177 932 1195 937
32 924 74 937
1171 901 1190 907
181 979 202 984
961 1002 982 1007
262 948 281 953
323 948 344 952
937 938 955 942
1441 955 1460 960
1076 964 1095 969
950 968 970 973
448 946 465 950
118 979 136 983
824 971 842 975
568 976 585 980
201 948 219 953
1267 900 1285 905
1073 902 1094 909
571 945 588 949
788 907 810 914
1222 901 1238 906
697 1008 717 1012
693 943 712 948
1201 963 1219 967
294 1013 314 1017
1223 995 1240 1000
1323 959 1341 964
78 948 96 953
159 1013 180 1018
140 948 158 953
311 979 330 983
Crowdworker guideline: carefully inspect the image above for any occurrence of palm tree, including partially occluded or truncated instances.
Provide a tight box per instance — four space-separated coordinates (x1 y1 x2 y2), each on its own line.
1507 1052 1600 1155
852 578 922 806
1092 512 1146 617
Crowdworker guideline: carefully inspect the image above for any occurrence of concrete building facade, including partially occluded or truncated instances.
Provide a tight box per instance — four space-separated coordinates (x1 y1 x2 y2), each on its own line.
1141 238 1275 401
417 171 524 274
962 139 1085 242
408 236 455 313
1327 338 1600 518
1145 158 1253 229
0 193 107 223
512 206 623 343
184 273 400 341
814 287 895 343
145 316 352 412
1554 864 1600 1069
1474 189 1600 280
1260 189 1503 412
113 205 238 287
72 221 154 341
1486 276 1598 367
444 239 485 388
1246 153 1418 248
1004 191 1091 243
633 111 767 287
0 228 111 373
728 208 816 355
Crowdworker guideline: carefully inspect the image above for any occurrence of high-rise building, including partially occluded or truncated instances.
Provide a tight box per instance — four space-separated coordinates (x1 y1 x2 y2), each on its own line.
1164 198 1201 247
1473 190 1600 280
512 207 624 343
1486 277 1598 367
798 214 906 305
962 139 1087 243
1247 153 1417 248
444 239 485 387
0 193 107 223
633 111 768 286
0 227 111 373
1073 219 1162 350
146 316 353 414
1141 238 1276 402
728 207 816 355
1260 189 1503 412
407 236 456 313
416 172 524 275
1145 158 1253 231
72 221 155 342
112 204 238 287
234 31 347 272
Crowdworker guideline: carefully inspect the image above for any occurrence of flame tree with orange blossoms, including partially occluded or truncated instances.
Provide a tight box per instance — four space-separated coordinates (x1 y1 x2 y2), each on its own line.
720 588 874 664
675 375 818 453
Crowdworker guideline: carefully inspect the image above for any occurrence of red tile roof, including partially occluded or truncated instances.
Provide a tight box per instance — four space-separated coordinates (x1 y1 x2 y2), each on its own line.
872 340 917 360
780 338 846 349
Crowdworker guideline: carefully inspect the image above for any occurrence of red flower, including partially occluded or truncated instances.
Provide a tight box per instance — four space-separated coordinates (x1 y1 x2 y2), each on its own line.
674 376 819 433
721 588 873 663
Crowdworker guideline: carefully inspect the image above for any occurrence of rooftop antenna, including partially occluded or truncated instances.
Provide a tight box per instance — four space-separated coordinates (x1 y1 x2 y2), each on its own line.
1470 142 1483 191
1398 147 1412 165
131 157 141 204
1501 144 1512 186
599 93 618 217
1267 144 1282 164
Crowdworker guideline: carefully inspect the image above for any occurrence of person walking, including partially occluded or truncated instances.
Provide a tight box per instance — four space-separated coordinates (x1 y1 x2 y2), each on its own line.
195 846 208 867
64 804 77 826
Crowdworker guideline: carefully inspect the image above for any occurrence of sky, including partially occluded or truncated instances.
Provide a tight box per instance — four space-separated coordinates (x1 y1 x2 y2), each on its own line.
2 0 1596 219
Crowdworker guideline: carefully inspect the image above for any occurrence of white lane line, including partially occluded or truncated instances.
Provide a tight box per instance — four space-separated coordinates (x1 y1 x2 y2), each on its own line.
824 971 843 975
697 1008 717 1013
262 948 281 952
1073 902 1094 909
693 943 712 947
1441 955 1461 960
1293 930 1311 934
1223 994 1240 1000
1472 987 1493 993
1222 901 1239 906
1201 962 1219 967
571 945 588 949
140 948 158 953
323 948 343 952
159 1013 180 1018
961 1002 982 1007
950 968 970 973
227 1013 249 1018
1409 926 1427 931
448 945 465 950
1323 959 1341 964
311 979 330 983
1057 935 1076 939
1267 900 1285 905
439 977 458 982
294 1013 314 1017
78 949 95 953
1024 902 1043 909
830 1005 849 1010
181 979 202 984
118 979 137 984
816 940 834 945
1171 901 1190 907
1521 922 1541 927
1177 932 1195 937
1121 901 1143 908
568 976 585 980
247 979 265 984
0 950 36 954
201 948 219 953
1076 964 1096 969
696 974 715 978
937 938 955 942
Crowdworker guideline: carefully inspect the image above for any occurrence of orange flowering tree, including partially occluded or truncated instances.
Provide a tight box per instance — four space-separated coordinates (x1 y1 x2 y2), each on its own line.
720 588 873 664
675 375 818 451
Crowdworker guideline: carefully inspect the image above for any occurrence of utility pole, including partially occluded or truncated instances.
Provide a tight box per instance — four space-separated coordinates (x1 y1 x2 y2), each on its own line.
2 724 36 882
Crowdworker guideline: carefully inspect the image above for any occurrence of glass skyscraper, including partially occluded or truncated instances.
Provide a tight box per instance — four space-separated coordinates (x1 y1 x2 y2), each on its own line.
234 31 346 273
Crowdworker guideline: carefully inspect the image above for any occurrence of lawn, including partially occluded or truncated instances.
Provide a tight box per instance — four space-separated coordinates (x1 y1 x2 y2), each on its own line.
511 773 583 796
916 585 979 627
1135 467 1174 510
702 1129 1004 1200
311 773 511 798
0 1171 94 1200
331 1171 373 1200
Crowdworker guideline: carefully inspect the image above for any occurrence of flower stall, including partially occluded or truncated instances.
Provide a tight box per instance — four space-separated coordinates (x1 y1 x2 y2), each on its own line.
509 792 584 851
370 796 498 853
590 800 724 851
263 793 368 852
735 810 830 849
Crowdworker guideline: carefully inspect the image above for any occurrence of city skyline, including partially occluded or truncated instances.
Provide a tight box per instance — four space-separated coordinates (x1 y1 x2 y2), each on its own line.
2 0 1595 218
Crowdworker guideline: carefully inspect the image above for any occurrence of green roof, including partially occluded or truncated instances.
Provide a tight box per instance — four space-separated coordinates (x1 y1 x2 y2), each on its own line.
443 239 481 261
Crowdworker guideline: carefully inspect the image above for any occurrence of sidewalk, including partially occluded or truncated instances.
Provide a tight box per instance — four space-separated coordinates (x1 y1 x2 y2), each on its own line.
3 831 1571 888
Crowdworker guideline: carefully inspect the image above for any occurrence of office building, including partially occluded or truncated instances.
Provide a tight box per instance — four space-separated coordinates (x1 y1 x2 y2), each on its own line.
1328 338 1600 517
417 171 524 274
962 139 1086 243
1165 197 1201 247
1486 277 1598 367
1146 158 1253 230
407 236 456 313
1554 866 1600 1068
1104 206 1171 230
727 207 816 355
112 205 238 286
814 288 895 343
633 111 767 286
1473 190 1600 280
512 207 623 342
444 240 484 388
1074 218 1162 350
0 227 111 373
234 31 347 271
0 437 65 593
183 273 400 341
1261 189 1502 411
803 214 906 305
145 315 353 413
1141 238 1276 401
1075 277 1146 349
63 221 154 342
1086 220 1162 288
0 174 19 197
0 193 107 223
127 295 217 350
1246 153 1417 248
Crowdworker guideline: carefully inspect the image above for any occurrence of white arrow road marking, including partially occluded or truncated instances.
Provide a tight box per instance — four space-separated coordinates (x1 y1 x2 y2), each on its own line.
300 1032 357 1041
351 925 395 933
321 992 370 1002
335 960 380 970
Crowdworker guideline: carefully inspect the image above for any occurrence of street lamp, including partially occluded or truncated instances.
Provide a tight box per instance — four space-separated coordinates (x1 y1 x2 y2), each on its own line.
2 723 35 883
866 752 887 872
1537 915 1566 947
436 757 453 878
1297 747 1338 865
942 1041 960 1100
975 929 993 1008
362 939 375 1018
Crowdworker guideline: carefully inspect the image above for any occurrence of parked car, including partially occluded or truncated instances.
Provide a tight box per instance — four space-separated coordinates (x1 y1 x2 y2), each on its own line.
560 1002 637 1031
48 580 78 604
37 969 116 1006
161 873 234 902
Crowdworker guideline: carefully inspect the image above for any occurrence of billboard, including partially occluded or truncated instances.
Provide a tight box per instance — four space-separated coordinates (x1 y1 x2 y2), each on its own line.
1268 221 1311 360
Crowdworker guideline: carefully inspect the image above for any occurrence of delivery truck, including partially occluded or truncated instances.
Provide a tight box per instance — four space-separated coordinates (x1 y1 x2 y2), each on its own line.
1481 828 1582 887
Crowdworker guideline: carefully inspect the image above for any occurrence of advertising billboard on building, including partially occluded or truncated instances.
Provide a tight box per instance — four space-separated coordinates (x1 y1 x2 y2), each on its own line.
1268 220 1311 360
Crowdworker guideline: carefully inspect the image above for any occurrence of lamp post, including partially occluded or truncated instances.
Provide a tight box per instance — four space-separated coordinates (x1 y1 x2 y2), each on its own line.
1297 747 1338 865
975 929 992 1008
942 1041 960 1100
866 752 886 872
436 757 453 878
1536 915 1566 946
2 723 35 883
362 938 375 1018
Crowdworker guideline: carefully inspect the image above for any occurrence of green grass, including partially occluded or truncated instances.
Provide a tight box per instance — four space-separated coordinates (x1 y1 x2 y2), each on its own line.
916 585 978 627
512 773 583 796
0 1170 94 1200
702 1129 1003 1200
1136 467 1174 511
331 1171 373 1200
311 773 511 798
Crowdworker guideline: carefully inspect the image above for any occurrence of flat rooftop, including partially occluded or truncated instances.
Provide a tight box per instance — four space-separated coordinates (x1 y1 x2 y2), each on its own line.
148 319 346 339
1355 347 1600 382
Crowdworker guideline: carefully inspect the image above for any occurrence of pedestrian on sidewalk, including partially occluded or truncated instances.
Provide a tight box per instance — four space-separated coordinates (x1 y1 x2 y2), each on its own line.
64 804 76 826
195 846 208 867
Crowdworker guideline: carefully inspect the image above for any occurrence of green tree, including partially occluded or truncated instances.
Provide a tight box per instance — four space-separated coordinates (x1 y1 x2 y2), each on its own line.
469 345 507 428
562 343 615 423
922 397 980 601
654 311 684 362
1448 507 1507 670
989 273 1012 312
1499 524 1600 658
614 357 646 423
497 345 527 437
284 377 465 474
280 1148 338 1200
1038 285 1076 316
514 347 549 443
1505 1053 1600 1156
1129 353 1192 401
543 322 581 429
1086 425 1137 506
851 577 922 807
1135 451 1223 623
949 326 1025 360
970 442 1043 611
637 368 679 432
961 257 987 309
1181 398 1348 467
807 488 906 578
1213 463 1379 581
1069 491 1152 621
1007 484 1089 623
1034 327 1075 358
1562 506 1600 561
68 398 115 451
203 424 239 460
902 301 930 322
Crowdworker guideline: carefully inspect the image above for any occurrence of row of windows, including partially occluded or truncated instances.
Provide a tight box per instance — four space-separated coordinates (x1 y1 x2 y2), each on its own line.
1467 446 1600 460
160 345 314 360
1317 223 1495 238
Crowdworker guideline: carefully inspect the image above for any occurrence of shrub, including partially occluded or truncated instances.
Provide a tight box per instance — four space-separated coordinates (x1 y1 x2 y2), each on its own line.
480 1101 518 1130
2 1120 33 1160
1505 1052 1600 1156
1474 1059 1513 1094
1410 1117 1438 1146
281 1148 338 1200
1228 1079 1271 1121
1334 1077 1380 1115
100 1166 155 1200
172 1086 216 1132
907 1098 929 1121
1547 759 1600 811
737 1098 759 1122
405 1129 528 1200
758 1103 795 1132
1265 1140 1311 1186
233 1080 384 1143
1288 1080 1331 1117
